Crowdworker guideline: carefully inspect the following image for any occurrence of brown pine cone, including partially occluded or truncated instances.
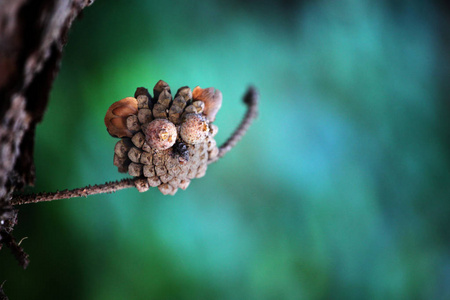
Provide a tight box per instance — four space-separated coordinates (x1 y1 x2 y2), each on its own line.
106 81 221 195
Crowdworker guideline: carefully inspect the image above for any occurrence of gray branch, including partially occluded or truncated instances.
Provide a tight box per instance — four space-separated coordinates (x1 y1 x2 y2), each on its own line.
208 86 259 164
10 178 136 205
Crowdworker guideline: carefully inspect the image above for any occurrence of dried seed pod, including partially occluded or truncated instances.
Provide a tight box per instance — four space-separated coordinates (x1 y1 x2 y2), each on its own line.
138 108 152 124
143 165 155 177
140 152 153 165
148 176 161 187
142 141 151 152
135 178 149 193
172 95 187 110
158 183 177 195
176 86 192 102
184 105 197 114
106 81 225 196
113 154 129 173
192 101 205 113
114 139 131 158
158 89 172 108
155 165 167 176
193 86 222 122
134 87 152 106
153 151 165 166
131 132 145 148
180 114 209 145
128 147 142 163
168 95 187 124
209 146 219 159
104 97 138 138
207 138 217 151
153 80 170 100
168 105 183 125
128 162 142 177
169 165 182 176
126 115 140 132
165 151 179 170
196 165 207 178
169 177 181 188
178 162 189 178
152 103 167 119
143 119 177 150
209 124 219 137
179 179 190 190
160 173 173 183
187 167 197 179
137 95 149 109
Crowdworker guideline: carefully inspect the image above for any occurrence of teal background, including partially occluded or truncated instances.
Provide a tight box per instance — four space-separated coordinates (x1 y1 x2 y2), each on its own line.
1 0 450 299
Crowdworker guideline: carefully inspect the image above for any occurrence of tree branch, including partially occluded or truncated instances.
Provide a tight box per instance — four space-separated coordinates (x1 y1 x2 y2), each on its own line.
10 178 136 206
208 86 259 164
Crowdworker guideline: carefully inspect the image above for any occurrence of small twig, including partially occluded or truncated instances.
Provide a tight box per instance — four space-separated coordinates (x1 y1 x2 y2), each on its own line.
10 178 136 206
208 86 259 164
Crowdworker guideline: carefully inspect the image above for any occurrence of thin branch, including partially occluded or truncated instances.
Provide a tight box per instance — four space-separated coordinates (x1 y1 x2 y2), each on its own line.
10 87 258 205
208 86 259 164
10 178 136 206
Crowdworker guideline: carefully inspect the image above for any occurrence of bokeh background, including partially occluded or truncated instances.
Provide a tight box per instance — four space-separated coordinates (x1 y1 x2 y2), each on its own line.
1 0 450 299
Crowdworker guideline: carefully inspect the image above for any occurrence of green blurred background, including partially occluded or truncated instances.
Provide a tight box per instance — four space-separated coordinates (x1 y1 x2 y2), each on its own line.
1 0 450 299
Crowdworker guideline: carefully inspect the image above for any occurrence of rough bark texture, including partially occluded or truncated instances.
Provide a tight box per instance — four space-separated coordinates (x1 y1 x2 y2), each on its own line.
0 0 95 275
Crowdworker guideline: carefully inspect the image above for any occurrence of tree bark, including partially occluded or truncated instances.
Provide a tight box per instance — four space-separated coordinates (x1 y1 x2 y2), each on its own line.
0 0 95 271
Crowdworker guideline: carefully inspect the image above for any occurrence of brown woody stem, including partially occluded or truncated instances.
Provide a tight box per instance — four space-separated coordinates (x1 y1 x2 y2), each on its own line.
10 178 136 205
208 86 259 164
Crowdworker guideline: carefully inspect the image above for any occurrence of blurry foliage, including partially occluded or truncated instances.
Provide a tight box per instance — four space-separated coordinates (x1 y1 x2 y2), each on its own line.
1 0 450 299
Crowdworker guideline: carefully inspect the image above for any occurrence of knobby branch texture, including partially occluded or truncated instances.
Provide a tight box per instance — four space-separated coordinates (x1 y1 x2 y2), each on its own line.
0 0 95 272
11 179 136 205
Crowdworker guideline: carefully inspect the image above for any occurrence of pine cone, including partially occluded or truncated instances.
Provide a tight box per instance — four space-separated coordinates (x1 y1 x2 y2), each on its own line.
105 81 220 195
